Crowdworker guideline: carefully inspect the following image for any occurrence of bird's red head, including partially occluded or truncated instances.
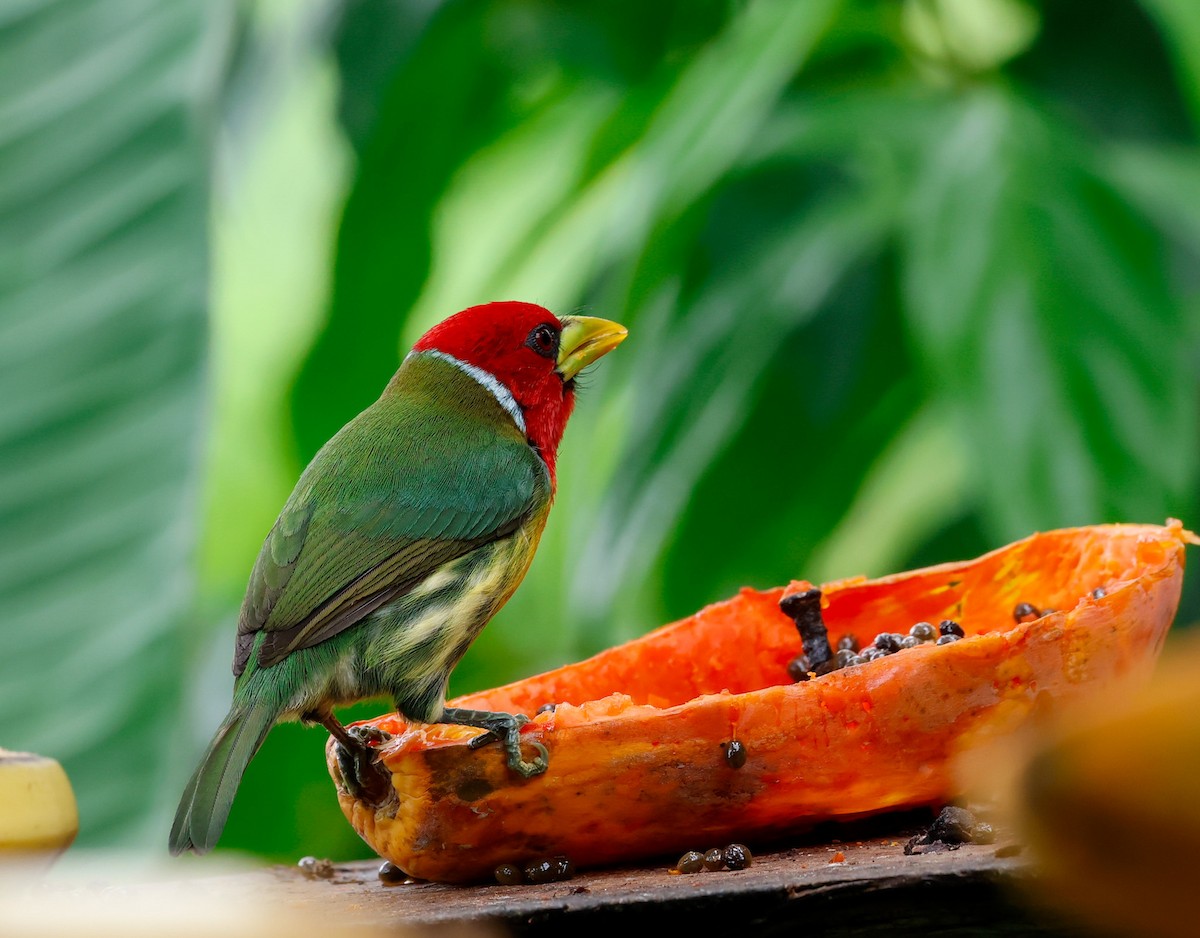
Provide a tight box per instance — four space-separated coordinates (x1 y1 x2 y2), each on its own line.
413 301 627 480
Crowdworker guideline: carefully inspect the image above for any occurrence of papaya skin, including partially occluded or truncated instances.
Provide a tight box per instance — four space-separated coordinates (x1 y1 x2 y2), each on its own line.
328 522 1191 883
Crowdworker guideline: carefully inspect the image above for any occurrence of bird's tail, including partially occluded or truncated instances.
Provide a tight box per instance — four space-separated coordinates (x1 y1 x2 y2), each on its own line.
169 705 275 855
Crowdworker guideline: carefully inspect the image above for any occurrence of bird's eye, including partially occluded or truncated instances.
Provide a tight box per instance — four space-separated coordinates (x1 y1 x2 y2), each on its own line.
525 323 559 359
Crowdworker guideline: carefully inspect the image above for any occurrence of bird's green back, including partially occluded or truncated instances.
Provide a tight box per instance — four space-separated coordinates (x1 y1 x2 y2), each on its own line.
233 353 551 675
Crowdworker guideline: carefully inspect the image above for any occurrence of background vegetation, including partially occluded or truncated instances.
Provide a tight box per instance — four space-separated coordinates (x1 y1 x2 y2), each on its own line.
3 0 1199 861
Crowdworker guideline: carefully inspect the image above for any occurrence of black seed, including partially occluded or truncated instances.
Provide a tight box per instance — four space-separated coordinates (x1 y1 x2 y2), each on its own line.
834 648 856 667
723 844 753 870
377 861 407 885
899 635 920 649
936 634 960 645
837 634 860 652
536 703 557 715
676 850 705 874
994 843 1023 858
297 856 334 880
552 856 575 880
847 655 866 666
875 633 900 653
939 619 965 638
910 622 936 642
1013 602 1040 624
524 858 560 885
1092 587 1107 599
494 863 524 885
703 848 725 871
786 656 811 682
1041 608 1057 616
723 739 748 769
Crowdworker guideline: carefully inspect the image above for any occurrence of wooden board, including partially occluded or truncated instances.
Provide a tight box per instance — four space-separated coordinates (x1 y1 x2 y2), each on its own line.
243 823 1079 937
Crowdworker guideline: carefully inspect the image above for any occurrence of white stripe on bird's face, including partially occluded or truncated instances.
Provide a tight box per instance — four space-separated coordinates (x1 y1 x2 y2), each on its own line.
411 349 526 434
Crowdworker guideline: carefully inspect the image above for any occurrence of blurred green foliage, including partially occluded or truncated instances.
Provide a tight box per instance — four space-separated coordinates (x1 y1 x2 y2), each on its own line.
3 0 1199 861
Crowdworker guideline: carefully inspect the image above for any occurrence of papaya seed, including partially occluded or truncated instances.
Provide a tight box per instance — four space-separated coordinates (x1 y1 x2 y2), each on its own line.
939 619 965 638
676 850 705 874
1013 602 1040 624
494 863 524 885
377 860 407 885
703 847 725 871
723 843 753 870
910 621 936 642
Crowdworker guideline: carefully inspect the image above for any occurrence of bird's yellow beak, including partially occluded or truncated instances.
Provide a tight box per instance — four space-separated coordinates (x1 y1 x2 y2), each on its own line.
556 316 628 381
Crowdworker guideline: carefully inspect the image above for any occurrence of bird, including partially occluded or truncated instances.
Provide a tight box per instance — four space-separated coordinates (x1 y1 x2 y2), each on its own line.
170 301 627 855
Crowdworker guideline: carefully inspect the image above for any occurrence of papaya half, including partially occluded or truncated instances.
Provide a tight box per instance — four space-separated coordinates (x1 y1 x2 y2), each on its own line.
327 521 1193 883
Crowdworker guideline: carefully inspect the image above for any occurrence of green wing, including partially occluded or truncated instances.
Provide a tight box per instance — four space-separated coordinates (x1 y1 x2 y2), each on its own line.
233 359 548 675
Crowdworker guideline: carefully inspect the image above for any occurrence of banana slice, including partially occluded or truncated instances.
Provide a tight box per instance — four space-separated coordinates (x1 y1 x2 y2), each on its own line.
0 748 78 855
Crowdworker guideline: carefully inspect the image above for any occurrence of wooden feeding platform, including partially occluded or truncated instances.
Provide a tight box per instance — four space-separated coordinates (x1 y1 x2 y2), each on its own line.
252 820 1078 936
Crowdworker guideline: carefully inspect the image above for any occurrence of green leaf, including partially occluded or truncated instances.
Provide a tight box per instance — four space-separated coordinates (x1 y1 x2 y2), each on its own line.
902 89 1195 539
0 0 214 845
1141 0 1200 129
291 1 521 461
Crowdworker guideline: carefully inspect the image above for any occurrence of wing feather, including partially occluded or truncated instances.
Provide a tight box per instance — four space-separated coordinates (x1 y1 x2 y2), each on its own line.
232 357 549 676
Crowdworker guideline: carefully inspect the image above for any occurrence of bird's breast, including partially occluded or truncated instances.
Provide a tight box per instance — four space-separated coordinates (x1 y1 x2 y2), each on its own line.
362 506 552 685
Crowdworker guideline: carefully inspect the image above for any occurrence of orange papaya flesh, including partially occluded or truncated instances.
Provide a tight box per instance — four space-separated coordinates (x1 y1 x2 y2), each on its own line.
328 522 1192 883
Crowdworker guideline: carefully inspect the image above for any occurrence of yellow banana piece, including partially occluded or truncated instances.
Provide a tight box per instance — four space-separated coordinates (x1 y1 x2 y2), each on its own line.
0 748 78 856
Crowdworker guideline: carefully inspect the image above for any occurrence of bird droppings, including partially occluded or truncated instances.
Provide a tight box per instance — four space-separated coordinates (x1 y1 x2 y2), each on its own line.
904 806 995 855
722 739 748 769
297 856 335 880
781 588 834 673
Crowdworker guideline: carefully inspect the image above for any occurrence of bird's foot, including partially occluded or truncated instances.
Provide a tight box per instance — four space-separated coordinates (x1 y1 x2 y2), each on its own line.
334 725 394 805
441 707 548 779
306 710 394 806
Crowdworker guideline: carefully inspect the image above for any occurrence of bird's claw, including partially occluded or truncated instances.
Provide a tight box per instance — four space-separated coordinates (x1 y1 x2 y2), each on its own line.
511 740 549 778
468 712 530 751
333 725 394 807
446 709 547 778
